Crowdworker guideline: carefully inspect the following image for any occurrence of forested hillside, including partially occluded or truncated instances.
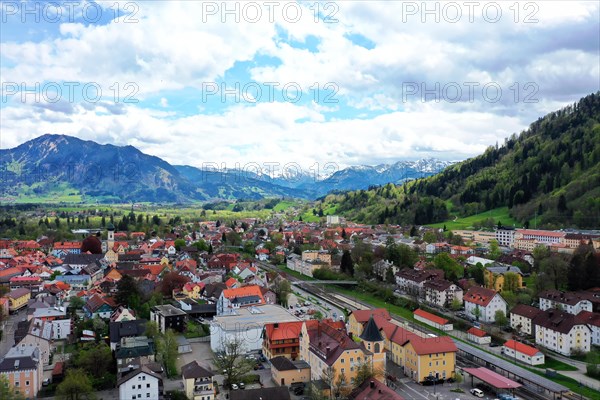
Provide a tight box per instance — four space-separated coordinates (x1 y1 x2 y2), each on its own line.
323 92 600 229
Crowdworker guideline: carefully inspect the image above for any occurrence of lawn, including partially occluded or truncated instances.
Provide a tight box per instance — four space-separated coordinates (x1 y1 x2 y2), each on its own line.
428 207 520 230
540 356 578 371
273 200 297 212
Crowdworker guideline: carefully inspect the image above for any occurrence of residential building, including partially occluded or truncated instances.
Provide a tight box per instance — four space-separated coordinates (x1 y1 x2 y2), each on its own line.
109 320 147 351
464 286 507 323
117 366 163 400
83 294 116 319
7 288 30 313
211 305 299 353
401 335 457 383
150 304 187 333
576 311 600 346
484 264 523 292
538 290 593 315
0 345 43 398
514 229 565 251
423 279 463 308
17 319 53 366
509 304 541 336
286 250 333 277
496 227 516 248
299 317 385 392
413 309 452 331
466 327 490 345
115 336 156 376
216 285 265 316
533 309 591 356
181 360 215 400
395 269 444 298
502 340 545 366
270 356 311 387
372 259 398 280
262 321 304 360
348 379 405 400
230 386 290 400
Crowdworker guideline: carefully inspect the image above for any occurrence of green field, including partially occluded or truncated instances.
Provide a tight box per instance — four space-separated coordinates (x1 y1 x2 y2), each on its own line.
273 200 297 212
428 207 521 230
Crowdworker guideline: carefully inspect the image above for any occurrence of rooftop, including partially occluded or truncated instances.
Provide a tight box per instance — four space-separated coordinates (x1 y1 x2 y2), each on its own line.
212 305 298 331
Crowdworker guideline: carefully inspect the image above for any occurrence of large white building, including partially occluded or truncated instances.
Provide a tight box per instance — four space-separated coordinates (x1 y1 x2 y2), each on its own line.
495 227 516 247
423 279 463 308
509 304 541 336
117 366 163 400
464 286 507 323
533 309 591 356
210 305 299 353
538 290 593 315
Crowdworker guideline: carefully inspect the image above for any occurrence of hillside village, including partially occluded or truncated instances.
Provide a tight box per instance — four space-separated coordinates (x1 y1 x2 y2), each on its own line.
0 214 599 400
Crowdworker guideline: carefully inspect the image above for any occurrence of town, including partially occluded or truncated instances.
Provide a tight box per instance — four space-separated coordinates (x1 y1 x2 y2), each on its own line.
0 207 599 400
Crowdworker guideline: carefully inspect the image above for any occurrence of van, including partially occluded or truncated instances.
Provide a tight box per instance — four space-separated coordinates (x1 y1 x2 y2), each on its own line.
470 388 484 397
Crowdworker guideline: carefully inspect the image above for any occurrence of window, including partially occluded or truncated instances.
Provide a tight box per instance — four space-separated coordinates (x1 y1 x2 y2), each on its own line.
25 381 29 386
147 384 150 388
147 394 150 398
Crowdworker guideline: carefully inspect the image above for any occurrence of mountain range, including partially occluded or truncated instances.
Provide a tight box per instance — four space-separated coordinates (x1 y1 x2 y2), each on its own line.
323 92 600 229
0 134 451 203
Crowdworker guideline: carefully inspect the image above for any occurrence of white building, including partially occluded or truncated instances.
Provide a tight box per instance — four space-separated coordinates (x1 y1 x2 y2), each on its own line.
464 286 507 323
117 366 163 400
538 290 593 315
501 340 545 366
533 309 591 356
467 327 491 345
49 319 71 340
495 227 516 248
210 305 299 353
575 311 600 346
423 279 463 308
509 304 541 336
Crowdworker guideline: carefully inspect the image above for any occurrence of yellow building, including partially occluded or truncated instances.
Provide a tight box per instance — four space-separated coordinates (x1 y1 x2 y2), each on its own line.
348 308 390 338
484 265 523 292
182 283 204 300
270 356 311 386
7 288 31 313
402 335 457 383
300 318 385 396
181 361 215 400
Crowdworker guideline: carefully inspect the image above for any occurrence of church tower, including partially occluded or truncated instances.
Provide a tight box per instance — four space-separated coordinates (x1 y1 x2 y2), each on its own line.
359 315 386 382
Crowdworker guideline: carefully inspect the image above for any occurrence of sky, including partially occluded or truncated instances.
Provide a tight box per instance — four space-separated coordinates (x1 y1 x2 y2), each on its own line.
1 0 599 172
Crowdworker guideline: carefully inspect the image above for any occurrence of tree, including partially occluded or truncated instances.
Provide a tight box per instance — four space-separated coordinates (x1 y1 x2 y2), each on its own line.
353 360 384 389
488 240 501 260
409 225 417 237
433 253 464 281
158 271 190 296
213 337 255 386
494 310 508 326
156 329 179 378
454 370 463 389
468 263 485 285
115 274 140 306
73 343 113 381
538 254 568 290
0 375 24 400
340 250 353 276
386 243 418 269
273 278 292 307
385 267 395 284
145 321 160 339
423 231 437 243
473 305 481 321
56 369 96 400
503 272 520 293
174 239 186 251
450 298 462 311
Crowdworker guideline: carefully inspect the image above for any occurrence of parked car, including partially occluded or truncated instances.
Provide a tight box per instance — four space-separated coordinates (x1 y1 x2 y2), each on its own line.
231 383 239 390
42 378 51 386
470 388 484 397
239 382 245 389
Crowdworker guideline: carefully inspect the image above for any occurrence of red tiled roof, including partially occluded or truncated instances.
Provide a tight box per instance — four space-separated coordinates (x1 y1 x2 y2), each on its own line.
464 286 499 307
350 308 390 323
467 327 488 337
264 321 304 341
414 309 449 325
403 335 457 355
463 368 521 389
503 340 542 357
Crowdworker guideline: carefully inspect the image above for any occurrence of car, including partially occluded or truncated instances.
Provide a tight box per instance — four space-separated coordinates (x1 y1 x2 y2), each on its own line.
470 388 484 397
239 382 245 389
42 378 51 386
293 386 304 395
231 383 239 390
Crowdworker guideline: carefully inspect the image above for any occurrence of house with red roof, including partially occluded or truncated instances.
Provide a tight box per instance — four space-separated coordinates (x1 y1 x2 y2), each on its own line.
502 339 545 365
413 309 453 331
464 286 507 323
348 308 391 338
217 285 265 315
262 321 304 360
466 327 491 345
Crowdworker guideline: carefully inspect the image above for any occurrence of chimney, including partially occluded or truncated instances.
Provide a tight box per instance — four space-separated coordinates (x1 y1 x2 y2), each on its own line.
326 346 330 355
370 380 375 389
